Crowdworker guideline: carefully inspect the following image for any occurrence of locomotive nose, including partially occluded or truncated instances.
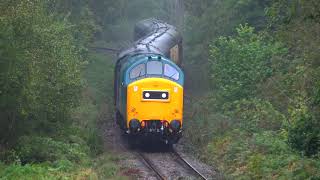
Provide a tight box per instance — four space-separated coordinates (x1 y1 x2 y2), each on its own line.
127 78 183 129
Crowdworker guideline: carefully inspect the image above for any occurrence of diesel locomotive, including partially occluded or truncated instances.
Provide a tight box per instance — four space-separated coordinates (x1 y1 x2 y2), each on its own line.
114 19 184 144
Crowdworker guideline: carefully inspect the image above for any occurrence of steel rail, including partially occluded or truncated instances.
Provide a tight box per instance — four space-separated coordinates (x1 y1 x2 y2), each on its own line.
138 152 166 180
172 148 208 180
117 137 166 179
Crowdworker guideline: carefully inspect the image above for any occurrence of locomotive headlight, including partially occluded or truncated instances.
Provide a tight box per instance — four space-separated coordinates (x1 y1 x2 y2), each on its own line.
143 91 169 100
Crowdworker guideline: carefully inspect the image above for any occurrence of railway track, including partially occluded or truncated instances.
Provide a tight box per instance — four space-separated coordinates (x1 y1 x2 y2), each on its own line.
137 147 209 180
172 148 208 180
106 121 218 179
138 152 167 180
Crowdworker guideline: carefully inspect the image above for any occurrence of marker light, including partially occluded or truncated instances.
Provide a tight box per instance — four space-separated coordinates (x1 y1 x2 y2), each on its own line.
141 121 145 128
161 120 169 128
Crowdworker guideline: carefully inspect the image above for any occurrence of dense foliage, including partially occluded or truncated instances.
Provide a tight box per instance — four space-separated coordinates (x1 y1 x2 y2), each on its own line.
183 0 320 179
0 0 123 179
0 0 178 179
0 0 82 144
210 25 287 104
183 0 270 90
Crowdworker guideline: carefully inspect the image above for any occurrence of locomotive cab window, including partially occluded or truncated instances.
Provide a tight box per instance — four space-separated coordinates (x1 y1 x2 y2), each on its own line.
164 64 179 80
130 63 145 79
147 61 163 75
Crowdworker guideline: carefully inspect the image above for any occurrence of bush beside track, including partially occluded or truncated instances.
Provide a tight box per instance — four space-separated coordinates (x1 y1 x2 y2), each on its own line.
0 51 123 179
183 24 320 179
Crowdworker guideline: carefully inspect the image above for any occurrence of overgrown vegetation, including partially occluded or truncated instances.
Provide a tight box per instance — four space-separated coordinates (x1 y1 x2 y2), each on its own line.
184 0 320 179
0 0 123 179
0 0 83 143
0 0 180 178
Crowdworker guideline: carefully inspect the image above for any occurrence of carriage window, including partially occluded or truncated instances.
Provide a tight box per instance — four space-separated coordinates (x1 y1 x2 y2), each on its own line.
130 64 145 79
164 64 179 80
147 61 163 75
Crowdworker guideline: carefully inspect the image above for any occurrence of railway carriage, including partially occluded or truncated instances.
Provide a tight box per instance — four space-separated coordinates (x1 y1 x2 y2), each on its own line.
114 19 184 144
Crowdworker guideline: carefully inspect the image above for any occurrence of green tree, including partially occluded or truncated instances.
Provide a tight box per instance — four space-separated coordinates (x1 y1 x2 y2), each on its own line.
183 0 271 92
0 0 82 143
209 24 287 104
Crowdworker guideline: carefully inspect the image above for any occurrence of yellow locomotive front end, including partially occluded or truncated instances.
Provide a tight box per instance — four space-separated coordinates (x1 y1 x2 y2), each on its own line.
127 77 183 128
121 56 184 144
